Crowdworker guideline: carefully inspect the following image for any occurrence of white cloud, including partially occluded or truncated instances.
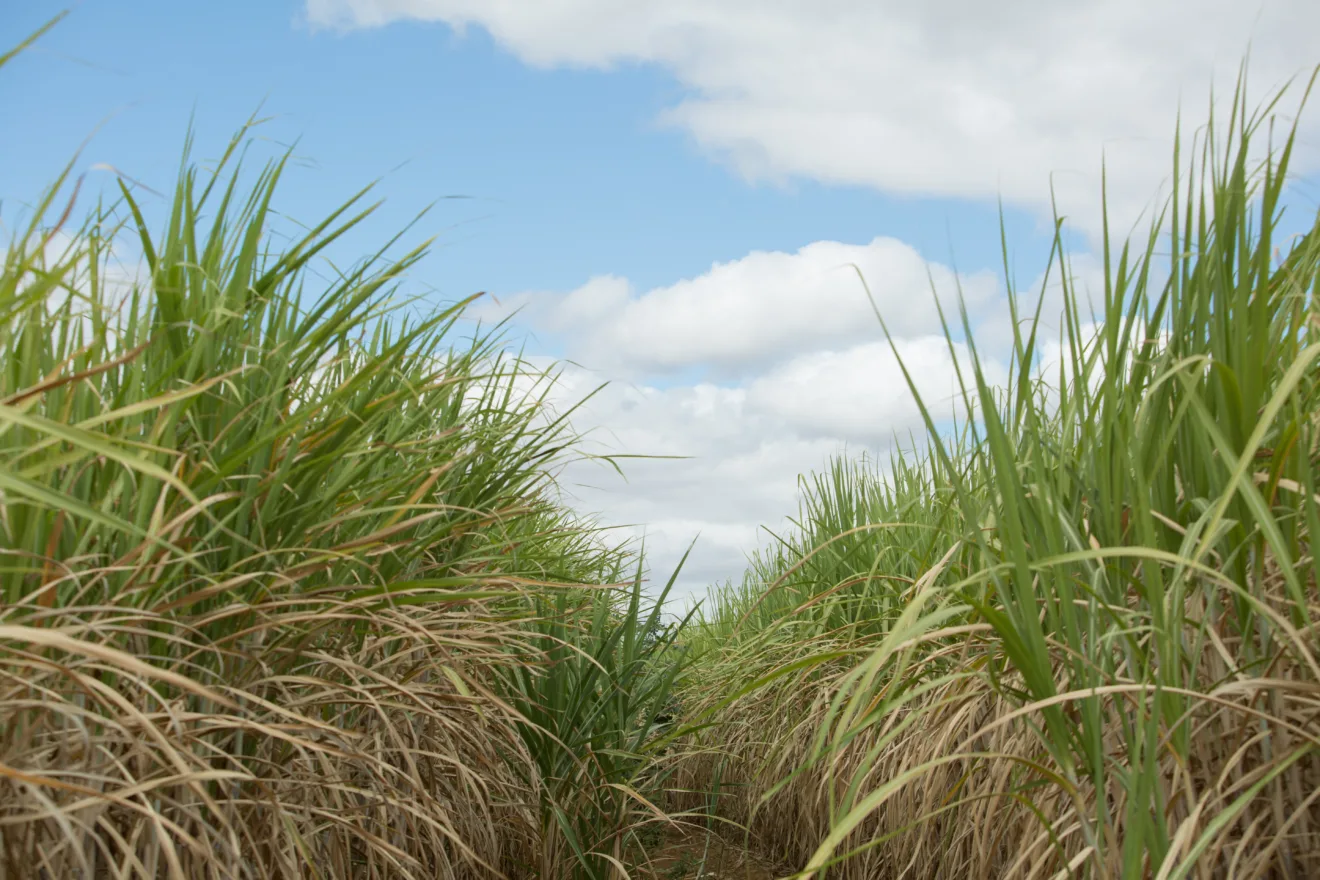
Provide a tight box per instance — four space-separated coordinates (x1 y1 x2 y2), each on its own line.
747 337 1006 442
477 236 1002 376
466 228 1113 602
544 368 857 600
468 242 1115 603
305 0 1320 241
512 279 1016 601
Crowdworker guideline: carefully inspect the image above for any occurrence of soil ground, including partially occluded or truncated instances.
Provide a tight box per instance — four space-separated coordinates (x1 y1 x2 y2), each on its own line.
631 827 788 879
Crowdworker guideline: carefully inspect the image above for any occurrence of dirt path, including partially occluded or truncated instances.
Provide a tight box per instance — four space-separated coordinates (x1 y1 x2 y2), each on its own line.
631 828 788 879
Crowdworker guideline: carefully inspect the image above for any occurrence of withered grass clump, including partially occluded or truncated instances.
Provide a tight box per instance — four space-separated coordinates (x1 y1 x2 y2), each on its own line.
1 597 544 878
680 67 1320 878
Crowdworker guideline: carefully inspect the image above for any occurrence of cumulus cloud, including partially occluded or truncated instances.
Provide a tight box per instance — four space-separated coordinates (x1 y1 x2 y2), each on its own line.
470 231 1108 601
540 342 1015 599
502 242 1021 601
747 337 1007 441
477 236 1003 376
304 0 1320 241
467 238 1113 602
540 364 875 599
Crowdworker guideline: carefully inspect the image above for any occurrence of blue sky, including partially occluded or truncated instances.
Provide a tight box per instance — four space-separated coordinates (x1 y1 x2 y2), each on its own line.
2 2 1050 310
5 1 1318 601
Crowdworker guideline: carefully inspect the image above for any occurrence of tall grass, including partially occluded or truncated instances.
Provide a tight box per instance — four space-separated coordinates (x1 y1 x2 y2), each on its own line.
497 562 693 878
0 23 688 874
680 67 1320 878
